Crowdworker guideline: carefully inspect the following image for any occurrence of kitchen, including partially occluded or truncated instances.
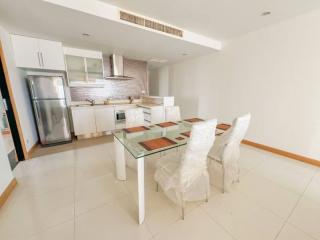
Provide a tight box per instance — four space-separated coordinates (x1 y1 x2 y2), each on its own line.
9 34 175 154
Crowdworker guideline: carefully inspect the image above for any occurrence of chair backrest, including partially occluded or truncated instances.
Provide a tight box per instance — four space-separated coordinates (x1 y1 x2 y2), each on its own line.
165 106 181 122
226 113 251 145
179 119 217 189
125 108 144 128
221 113 251 160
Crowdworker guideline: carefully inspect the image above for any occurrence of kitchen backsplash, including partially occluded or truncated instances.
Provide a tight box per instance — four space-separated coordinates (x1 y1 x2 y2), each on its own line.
70 57 148 101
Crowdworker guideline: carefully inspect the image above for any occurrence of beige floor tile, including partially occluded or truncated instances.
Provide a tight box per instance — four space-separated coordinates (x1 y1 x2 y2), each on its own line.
288 196 320 240
75 173 129 215
276 223 316 240
26 220 74 240
202 190 285 240
237 172 301 218
254 154 317 194
304 170 320 204
0 187 74 239
154 208 233 240
75 197 152 240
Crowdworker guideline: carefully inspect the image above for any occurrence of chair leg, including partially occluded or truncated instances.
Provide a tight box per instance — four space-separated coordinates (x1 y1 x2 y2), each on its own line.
222 163 226 193
156 182 159 192
180 193 185 220
205 190 209 203
181 206 185 220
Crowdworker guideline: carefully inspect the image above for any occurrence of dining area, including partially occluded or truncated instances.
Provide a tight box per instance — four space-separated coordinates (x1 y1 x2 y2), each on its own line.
113 106 251 224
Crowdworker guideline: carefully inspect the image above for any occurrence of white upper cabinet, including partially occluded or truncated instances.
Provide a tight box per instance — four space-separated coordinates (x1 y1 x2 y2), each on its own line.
11 35 40 69
63 47 104 86
11 35 65 71
38 39 65 71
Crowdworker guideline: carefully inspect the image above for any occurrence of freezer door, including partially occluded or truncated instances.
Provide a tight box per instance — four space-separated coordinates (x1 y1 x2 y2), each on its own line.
33 99 71 145
28 75 65 99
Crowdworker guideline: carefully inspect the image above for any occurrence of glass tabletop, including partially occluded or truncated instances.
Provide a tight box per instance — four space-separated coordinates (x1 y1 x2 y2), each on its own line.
113 121 193 159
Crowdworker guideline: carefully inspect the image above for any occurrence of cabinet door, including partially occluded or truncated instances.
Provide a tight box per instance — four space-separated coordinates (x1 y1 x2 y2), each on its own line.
95 107 115 132
150 106 165 124
86 57 103 81
39 39 65 71
65 55 86 83
11 35 40 69
71 108 96 136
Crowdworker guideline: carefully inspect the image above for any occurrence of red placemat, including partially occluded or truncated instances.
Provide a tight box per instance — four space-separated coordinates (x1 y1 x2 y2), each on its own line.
139 137 177 151
124 126 149 133
156 122 178 128
217 123 231 131
181 131 191 137
184 118 204 123
175 136 185 141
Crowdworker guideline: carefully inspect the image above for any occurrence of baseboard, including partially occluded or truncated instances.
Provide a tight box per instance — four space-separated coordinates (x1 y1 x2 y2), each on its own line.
0 178 17 208
242 140 320 167
26 141 39 160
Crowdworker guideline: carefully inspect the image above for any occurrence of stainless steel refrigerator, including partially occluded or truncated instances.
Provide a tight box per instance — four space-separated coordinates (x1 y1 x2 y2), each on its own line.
27 75 72 146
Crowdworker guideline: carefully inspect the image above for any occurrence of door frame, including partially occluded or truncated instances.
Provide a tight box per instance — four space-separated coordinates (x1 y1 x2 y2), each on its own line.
0 41 28 160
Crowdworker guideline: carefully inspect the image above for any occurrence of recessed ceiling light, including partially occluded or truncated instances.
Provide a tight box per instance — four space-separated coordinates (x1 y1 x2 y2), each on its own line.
261 11 271 16
82 33 90 37
182 53 188 56
149 58 167 63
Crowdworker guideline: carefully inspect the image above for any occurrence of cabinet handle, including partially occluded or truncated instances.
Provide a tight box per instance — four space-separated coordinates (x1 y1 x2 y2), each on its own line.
37 52 41 67
40 52 44 68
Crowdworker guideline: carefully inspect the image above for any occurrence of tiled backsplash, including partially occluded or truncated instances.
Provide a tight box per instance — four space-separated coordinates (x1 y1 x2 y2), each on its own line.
70 57 148 101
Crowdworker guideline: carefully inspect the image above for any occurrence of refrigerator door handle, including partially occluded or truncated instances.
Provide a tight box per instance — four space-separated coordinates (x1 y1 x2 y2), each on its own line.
33 101 41 124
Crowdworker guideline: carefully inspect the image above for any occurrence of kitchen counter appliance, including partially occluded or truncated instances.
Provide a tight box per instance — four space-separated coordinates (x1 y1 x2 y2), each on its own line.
27 75 72 146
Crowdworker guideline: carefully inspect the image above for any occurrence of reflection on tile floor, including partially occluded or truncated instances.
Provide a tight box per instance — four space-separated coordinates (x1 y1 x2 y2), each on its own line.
0 136 319 240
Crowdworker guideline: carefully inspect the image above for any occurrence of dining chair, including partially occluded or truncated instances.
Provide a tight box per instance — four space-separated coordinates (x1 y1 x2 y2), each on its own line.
165 106 181 122
154 119 217 220
208 113 251 193
125 108 144 128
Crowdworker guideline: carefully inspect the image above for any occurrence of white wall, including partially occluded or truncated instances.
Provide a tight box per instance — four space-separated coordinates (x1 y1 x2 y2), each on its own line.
0 25 38 151
161 9 320 160
149 66 169 97
168 54 222 120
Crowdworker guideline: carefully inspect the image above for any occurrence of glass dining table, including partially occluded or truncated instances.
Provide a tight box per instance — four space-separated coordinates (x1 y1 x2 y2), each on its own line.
113 119 226 224
113 120 194 224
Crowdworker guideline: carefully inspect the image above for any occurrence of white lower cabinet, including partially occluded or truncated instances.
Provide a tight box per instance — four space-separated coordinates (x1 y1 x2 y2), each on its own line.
140 106 165 125
71 107 96 136
95 107 115 132
71 106 115 137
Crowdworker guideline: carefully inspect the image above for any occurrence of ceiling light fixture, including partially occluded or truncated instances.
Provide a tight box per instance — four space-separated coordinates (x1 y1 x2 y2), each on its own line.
82 33 90 37
182 53 188 56
261 11 271 16
149 58 167 63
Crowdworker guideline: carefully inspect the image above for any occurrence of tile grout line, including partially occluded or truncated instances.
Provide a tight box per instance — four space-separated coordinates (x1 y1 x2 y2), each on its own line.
199 204 238 240
272 169 318 240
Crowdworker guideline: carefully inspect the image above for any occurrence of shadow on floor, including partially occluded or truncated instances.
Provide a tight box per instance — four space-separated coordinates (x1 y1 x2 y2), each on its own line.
30 135 114 159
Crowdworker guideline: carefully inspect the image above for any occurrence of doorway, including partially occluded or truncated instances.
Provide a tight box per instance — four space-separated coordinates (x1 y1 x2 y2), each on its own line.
0 45 25 167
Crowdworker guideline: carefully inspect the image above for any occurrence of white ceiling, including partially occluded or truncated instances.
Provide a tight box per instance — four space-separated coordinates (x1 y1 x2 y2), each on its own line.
0 0 320 68
0 0 219 68
101 0 320 40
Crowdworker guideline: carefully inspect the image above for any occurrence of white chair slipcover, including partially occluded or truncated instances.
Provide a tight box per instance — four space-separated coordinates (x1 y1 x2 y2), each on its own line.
165 106 181 122
208 113 251 192
154 119 217 218
125 108 144 128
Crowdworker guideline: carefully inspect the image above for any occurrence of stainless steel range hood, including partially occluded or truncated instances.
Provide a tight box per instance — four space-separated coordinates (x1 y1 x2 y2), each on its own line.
104 54 134 80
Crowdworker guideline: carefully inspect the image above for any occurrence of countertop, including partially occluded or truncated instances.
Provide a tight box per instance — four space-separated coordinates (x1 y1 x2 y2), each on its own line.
137 103 162 108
